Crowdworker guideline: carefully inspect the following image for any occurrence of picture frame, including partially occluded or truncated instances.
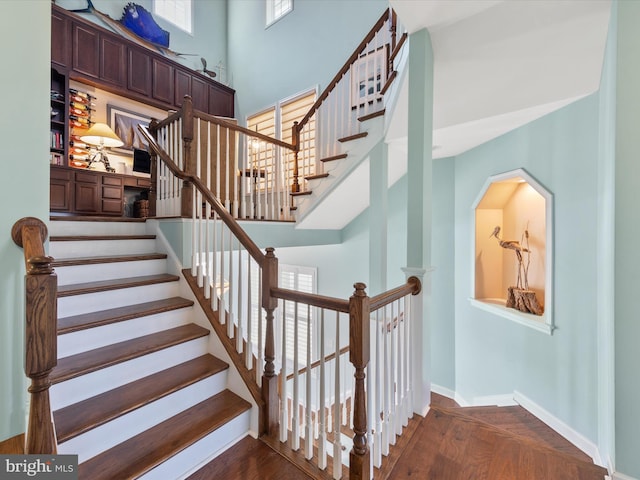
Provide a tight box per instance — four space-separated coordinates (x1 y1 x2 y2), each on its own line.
350 46 388 109
107 104 151 154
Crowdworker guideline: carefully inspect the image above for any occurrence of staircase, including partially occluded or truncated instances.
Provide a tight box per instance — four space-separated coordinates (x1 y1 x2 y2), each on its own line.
48 216 251 479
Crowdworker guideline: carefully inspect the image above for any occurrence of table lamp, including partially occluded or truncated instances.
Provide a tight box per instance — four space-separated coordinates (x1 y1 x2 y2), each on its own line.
81 123 124 173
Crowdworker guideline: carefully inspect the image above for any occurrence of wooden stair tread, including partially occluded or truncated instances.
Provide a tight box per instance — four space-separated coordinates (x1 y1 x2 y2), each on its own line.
338 132 368 143
305 173 329 181
54 355 228 443
58 297 194 334
78 390 251 480
358 109 385 122
53 252 167 267
57 273 179 297
51 324 209 384
290 190 312 197
50 234 156 241
320 153 347 163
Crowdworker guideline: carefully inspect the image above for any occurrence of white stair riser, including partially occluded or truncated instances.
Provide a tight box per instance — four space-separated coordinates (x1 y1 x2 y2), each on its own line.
140 412 251 480
50 239 157 259
57 373 228 464
58 282 180 318
51 337 209 409
48 221 148 237
55 259 168 286
58 308 194 358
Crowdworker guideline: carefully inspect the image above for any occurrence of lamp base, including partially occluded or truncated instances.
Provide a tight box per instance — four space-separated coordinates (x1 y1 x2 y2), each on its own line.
87 151 115 173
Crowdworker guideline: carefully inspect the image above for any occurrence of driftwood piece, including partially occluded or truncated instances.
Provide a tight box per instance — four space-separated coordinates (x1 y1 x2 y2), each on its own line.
507 286 543 316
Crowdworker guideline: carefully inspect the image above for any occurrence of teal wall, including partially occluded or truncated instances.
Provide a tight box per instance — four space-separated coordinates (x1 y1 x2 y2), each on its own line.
55 0 227 74
227 0 388 122
0 1 51 441
614 1 640 477
452 95 601 440
431 157 455 391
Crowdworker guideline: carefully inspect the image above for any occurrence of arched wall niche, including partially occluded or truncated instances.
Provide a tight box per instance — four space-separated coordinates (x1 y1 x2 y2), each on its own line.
470 168 554 334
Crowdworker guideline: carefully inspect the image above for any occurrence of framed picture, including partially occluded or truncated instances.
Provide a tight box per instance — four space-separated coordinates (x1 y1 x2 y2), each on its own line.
350 46 388 109
107 104 151 154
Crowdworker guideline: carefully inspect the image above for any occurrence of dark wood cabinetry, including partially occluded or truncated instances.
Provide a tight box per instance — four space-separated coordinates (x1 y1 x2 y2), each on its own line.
72 22 100 79
52 4 234 117
128 47 152 97
152 58 174 105
51 165 151 217
51 10 70 68
100 36 127 87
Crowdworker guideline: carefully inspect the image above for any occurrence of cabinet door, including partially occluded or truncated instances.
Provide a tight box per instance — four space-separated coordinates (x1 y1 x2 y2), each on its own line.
73 23 100 78
51 9 70 68
50 167 73 211
75 171 99 213
174 69 191 107
75 182 99 213
128 48 152 97
191 76 209 113
100 35 126 87
208 84 234 118
152 58 173 104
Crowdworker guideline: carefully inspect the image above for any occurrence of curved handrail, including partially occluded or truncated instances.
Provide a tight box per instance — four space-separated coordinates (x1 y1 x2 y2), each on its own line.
138 124 267 266
11 217 58 454
296 8 390 133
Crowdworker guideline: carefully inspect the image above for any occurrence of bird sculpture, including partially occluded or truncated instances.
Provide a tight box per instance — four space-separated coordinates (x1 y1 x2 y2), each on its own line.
490 225 529 289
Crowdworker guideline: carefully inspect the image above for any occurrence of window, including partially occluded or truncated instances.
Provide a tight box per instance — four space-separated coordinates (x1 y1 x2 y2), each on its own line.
246 89 316 191
248 261 316 367
279 264 316 366
154 0 193 34
266 0 293 27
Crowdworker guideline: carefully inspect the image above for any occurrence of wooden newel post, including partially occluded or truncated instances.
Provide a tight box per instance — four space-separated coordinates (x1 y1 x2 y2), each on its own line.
291 121 300 193
11 218 58 454
261 247 279 435
148 118 159 217
181 95 195 217
349 282 370 480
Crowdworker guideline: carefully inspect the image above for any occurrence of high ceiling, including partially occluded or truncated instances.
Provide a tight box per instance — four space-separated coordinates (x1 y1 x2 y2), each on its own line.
389 0 612 159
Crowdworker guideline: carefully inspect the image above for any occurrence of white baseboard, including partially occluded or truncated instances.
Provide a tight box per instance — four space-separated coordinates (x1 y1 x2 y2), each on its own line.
432 384 516 408
513 390 604 467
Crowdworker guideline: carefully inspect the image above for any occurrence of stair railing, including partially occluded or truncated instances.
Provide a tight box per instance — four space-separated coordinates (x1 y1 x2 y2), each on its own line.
271 277 421 479
149 96 297 221
141 123 422 479
291 8 408 194
11 217 58 454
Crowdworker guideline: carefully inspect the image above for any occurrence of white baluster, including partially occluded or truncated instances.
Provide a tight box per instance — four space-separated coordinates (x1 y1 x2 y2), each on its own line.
318 309 327 470
280 300 289 443
333 311 342 479
236 242 243 354
292 301 300 451
227 227 234 339
305 305 313 460
246 257 253 370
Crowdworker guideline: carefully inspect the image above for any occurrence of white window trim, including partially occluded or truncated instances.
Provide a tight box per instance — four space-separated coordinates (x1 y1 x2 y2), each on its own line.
266 0 293 28
153 0 193 35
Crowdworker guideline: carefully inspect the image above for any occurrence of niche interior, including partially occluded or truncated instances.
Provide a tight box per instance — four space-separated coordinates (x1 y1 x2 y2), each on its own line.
470 169 554 334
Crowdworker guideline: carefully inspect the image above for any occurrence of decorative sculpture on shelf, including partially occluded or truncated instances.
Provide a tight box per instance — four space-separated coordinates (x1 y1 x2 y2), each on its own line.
490 225 543 315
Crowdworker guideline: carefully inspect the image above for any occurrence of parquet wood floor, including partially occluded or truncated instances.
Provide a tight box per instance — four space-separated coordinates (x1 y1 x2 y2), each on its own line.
188 393 608 480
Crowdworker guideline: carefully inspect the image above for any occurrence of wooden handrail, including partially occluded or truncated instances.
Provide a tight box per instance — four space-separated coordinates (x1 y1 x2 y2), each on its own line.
270 286 350 313
194 109 296 152
370 276 421 310
138 124 267 266
286 345 350 381
11 217 57 454
296 8 390 133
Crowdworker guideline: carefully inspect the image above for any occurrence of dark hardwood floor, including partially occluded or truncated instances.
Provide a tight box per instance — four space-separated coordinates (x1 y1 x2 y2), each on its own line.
187 393 608 480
